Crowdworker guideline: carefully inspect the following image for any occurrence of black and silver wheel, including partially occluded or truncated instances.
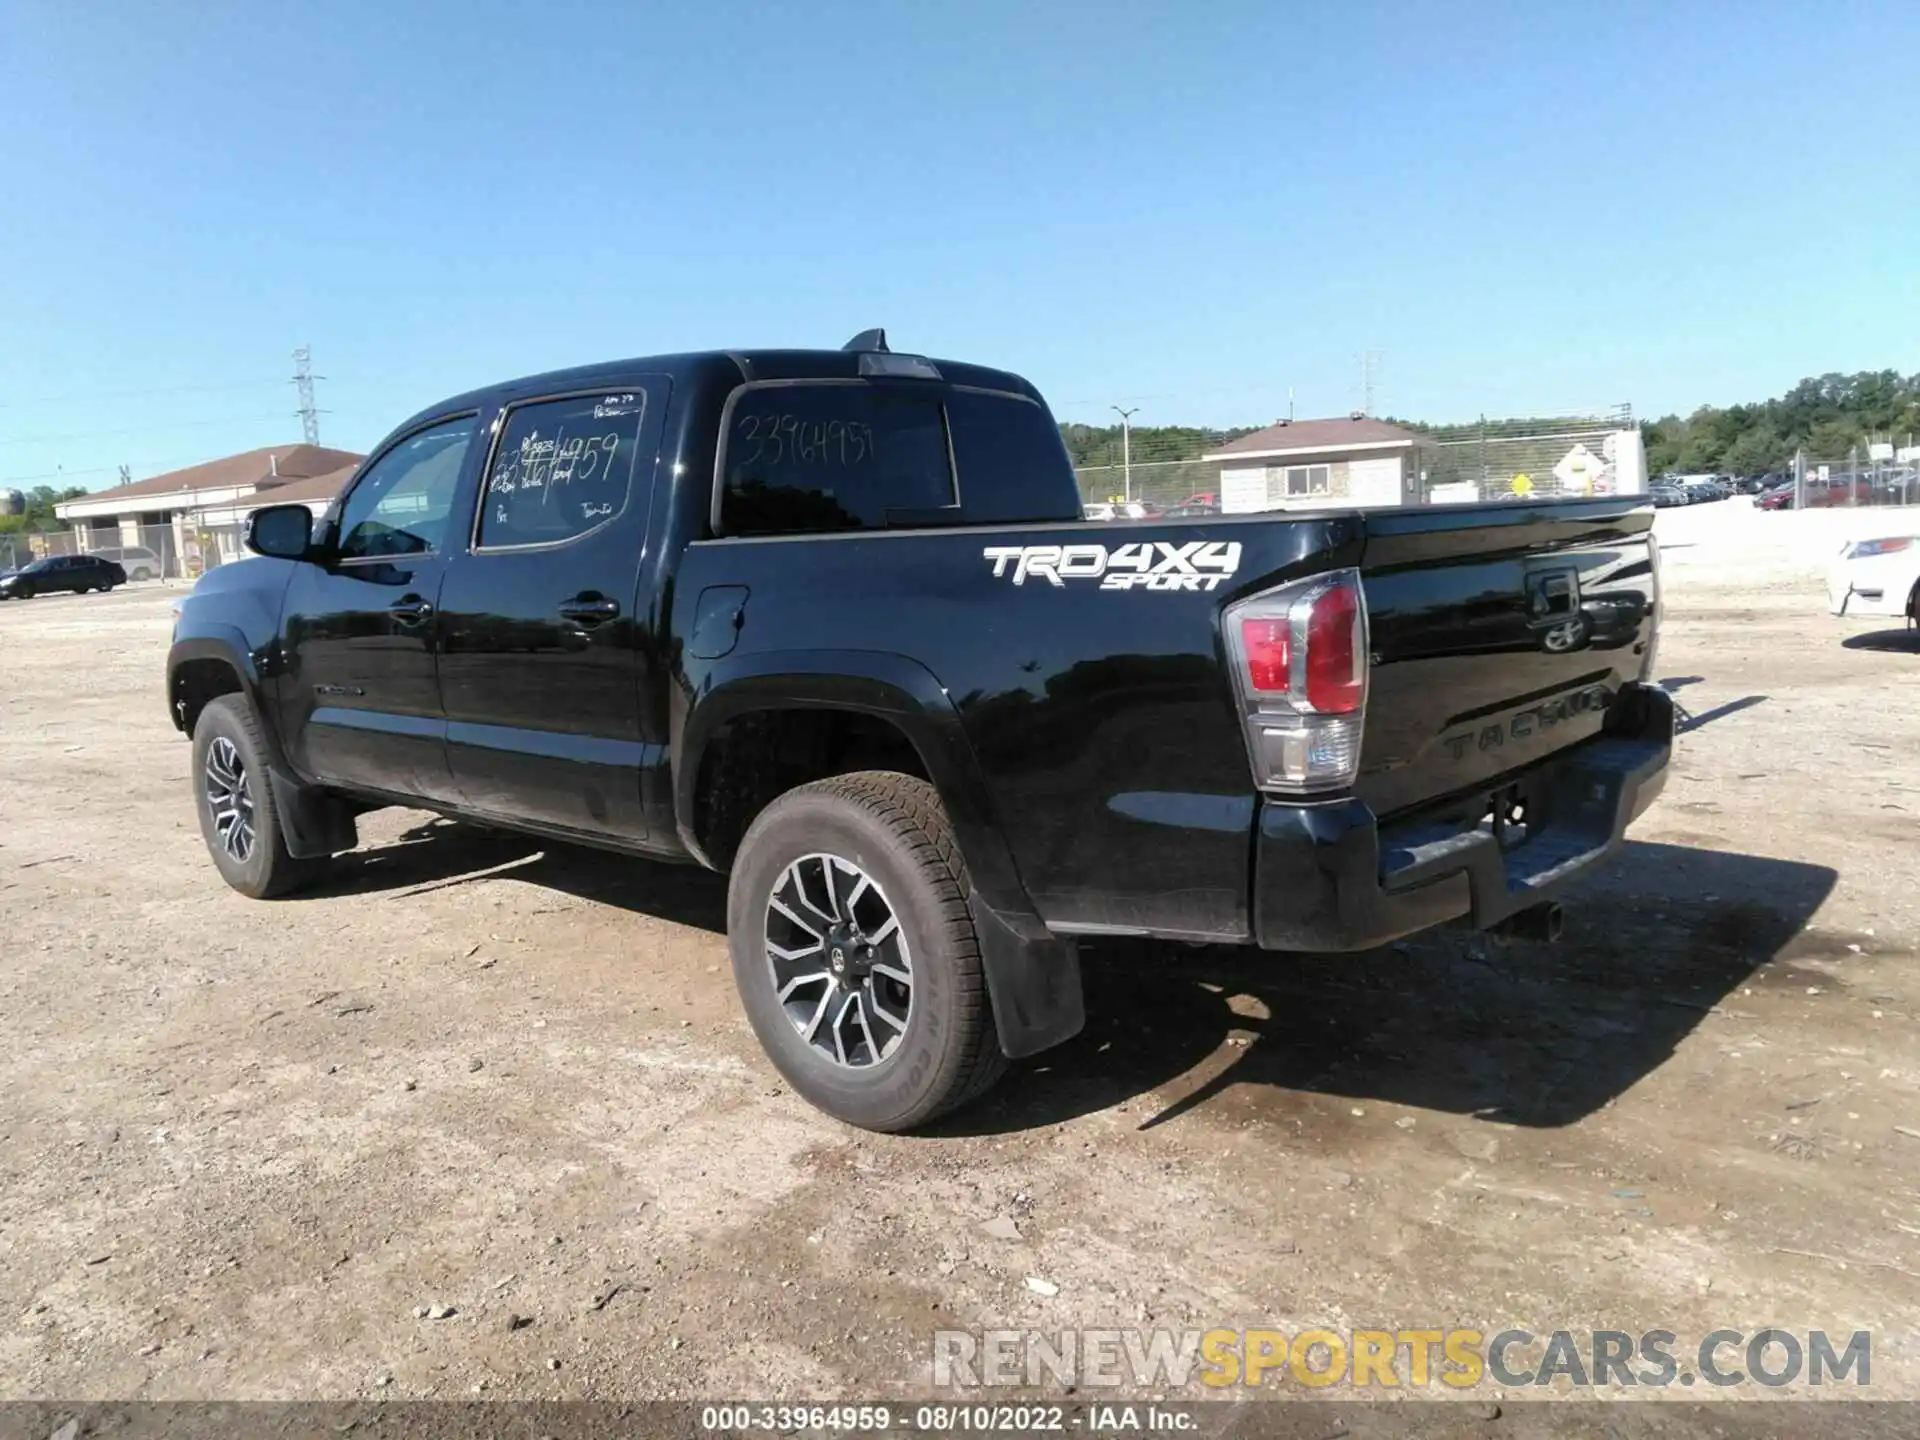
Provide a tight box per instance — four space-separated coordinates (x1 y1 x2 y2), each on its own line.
191 695 324 899
203 735 257 864
765 852 914 1068
728 772 1006 1131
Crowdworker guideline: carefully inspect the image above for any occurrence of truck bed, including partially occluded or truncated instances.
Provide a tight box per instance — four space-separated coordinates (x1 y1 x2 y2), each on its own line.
672 494 1662 946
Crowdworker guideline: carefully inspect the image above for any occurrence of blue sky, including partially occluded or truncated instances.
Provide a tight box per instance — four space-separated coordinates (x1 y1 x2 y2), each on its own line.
2 0 1916 491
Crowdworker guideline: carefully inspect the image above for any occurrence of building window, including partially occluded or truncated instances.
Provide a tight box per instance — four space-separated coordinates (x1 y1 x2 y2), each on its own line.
1285 464 1331 497
1267 464 1331 504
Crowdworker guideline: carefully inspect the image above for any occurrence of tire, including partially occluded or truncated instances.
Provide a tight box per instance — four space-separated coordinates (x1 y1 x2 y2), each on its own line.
727 772 1007 1131
191 695 325 899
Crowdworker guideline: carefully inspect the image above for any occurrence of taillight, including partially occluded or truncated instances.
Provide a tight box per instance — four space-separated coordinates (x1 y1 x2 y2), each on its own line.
1223 570 1369 794
1240 617 1291 691
1304 582 1363 713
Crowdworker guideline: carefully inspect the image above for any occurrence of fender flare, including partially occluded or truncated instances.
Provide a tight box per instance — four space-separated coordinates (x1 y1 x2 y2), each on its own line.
675 648 1083 1058
166 628 357 859
166 628 270 741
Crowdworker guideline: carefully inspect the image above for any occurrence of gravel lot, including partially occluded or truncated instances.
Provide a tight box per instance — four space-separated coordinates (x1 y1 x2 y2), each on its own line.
1 523 1916 1408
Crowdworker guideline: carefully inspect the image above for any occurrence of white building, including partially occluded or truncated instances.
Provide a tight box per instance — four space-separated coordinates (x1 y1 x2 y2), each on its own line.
1203 416 1425 512
54 443 362 574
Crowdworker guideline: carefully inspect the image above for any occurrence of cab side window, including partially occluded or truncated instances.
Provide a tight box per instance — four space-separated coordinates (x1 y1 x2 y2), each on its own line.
336 417 478 561
477 391 647 549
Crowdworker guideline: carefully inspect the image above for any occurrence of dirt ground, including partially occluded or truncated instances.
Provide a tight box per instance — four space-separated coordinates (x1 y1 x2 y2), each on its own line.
1 558 1916 1409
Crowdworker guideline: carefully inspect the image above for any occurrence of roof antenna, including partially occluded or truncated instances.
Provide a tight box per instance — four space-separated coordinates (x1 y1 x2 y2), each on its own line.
842 328 889 353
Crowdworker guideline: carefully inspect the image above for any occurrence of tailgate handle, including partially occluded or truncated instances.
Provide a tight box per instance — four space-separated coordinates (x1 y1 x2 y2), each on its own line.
1528 569 1578 617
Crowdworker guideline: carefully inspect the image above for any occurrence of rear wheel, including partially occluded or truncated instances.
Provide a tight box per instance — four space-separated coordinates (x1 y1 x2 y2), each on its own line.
191 695 326 898
727 772 1006 1131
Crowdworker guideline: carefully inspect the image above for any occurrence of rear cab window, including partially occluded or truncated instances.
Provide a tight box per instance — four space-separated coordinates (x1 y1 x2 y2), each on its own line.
717 380 1077 536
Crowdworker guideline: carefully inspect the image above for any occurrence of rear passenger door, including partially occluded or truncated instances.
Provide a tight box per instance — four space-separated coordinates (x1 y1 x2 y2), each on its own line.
436 382 669 840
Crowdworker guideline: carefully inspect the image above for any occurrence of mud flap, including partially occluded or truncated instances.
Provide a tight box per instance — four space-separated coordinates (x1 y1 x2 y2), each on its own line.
969 897 1084 1058
269 768 360 859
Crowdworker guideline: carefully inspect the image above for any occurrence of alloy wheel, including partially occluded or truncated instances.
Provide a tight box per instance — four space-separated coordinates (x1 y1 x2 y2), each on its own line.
204 735 256 863
764 853 913 1068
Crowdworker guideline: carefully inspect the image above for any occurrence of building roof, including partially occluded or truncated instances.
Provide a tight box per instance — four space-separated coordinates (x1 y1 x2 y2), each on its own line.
62 444 365 507
239 462 359 509
1206 416 1424 461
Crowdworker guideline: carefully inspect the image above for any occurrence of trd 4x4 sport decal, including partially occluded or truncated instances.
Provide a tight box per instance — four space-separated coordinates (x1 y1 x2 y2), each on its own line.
983 541 1242 591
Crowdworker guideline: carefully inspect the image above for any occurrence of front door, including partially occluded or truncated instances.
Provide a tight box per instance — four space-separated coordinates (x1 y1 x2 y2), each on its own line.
435 382 667 840
276 414 481 802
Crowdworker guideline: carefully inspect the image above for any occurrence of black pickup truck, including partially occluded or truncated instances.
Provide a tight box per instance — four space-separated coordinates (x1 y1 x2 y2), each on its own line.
167 333 1672 1130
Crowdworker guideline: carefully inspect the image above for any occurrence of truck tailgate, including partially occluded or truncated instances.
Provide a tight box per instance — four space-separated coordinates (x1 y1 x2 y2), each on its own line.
1355 498 1658 819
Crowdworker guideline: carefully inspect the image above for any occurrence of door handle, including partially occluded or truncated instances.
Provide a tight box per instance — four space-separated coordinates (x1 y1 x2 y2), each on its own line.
389 596 434 624
558 597 620 625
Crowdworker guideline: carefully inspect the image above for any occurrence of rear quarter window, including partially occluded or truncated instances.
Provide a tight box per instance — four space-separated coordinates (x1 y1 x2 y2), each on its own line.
717 381 1079 535
720 382 954 536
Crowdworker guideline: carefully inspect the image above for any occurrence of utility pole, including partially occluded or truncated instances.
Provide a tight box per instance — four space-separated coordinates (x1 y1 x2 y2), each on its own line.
292 345 323 446
1111 406 1139 503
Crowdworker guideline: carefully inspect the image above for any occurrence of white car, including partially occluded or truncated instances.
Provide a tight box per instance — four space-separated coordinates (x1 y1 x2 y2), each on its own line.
1828 533 1920 621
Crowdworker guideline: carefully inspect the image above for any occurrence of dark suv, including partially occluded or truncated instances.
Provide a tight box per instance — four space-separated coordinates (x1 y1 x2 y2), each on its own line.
0 553 127 599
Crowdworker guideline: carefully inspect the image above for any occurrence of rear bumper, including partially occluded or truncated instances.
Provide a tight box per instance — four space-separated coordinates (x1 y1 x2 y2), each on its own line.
1252 684 1673 952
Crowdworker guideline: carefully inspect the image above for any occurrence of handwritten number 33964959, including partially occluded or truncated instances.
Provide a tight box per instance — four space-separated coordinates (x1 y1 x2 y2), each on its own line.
735 414 873 468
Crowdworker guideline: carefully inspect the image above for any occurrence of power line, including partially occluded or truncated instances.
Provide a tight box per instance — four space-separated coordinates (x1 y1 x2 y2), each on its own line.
0 412 300 447
0 379 288 409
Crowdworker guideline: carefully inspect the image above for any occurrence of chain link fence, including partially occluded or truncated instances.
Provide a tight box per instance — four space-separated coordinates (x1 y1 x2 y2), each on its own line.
1780 451 1920 509
0 520 248 580
1067 409 1643 515
1418 412 1637 503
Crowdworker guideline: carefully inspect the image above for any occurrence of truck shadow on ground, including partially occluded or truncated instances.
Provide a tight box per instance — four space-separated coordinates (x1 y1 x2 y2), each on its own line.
305 817 730 935
1842 627 1920 653
308 827 1836 1138
945 840 1838 1136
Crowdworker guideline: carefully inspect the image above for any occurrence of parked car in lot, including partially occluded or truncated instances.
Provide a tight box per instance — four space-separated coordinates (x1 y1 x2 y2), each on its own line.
0 553 127 599
89 544 163 581
1649 485 1687 508
1829 532 1920 622
166 332 1672 1130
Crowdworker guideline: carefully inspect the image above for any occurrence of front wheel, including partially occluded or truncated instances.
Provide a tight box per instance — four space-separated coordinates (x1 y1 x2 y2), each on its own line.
191 695 326 898
727 772 1006 1132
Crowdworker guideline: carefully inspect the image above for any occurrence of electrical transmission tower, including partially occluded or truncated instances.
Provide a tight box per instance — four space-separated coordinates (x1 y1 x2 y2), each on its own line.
292 345 323 445
1357 350 1383 416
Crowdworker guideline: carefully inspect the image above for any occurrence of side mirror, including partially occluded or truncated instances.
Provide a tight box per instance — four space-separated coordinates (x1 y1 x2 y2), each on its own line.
246 504 315 561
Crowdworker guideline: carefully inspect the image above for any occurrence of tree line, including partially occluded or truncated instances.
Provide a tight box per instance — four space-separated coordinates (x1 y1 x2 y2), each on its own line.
1638 371 1920 475
0 484 87 535
1057 370 1920 478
